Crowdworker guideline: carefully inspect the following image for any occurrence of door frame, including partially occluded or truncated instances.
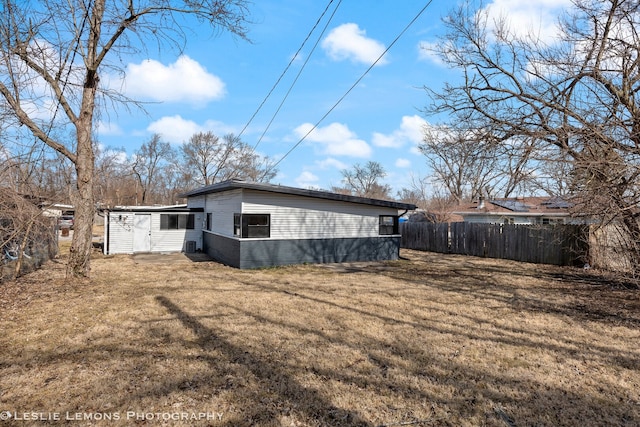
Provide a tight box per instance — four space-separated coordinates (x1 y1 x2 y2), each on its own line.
132 214 151 252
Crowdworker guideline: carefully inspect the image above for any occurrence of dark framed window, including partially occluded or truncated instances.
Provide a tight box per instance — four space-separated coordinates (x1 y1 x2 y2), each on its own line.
234 213 241 236
234 213 270 238
206 213 212 231
160 214 194 230
379 215 398 235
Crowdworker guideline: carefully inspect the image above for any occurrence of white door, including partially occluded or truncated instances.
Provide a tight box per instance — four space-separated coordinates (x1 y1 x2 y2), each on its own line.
133 214 151 252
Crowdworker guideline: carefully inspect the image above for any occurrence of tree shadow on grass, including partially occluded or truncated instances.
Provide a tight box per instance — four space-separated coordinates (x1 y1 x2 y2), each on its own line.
154 295 372 427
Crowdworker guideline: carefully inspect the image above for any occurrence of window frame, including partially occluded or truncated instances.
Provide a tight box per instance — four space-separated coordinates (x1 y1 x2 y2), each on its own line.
206 213 212 231
379 215 399 235
160 213 195 230
234 213 271 238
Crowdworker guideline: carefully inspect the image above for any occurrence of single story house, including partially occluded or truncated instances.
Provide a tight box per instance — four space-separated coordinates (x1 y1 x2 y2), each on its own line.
102 204 204 255
42 203 75 218
454 196 573 225
180 179 416 269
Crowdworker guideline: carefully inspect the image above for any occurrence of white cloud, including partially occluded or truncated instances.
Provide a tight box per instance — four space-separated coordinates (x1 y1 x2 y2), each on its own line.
295 171 320 189
147 115 201 144
103 148 129 164
322 23 388 65
372 115 427 148
122 55 226 105
317 157 348 170
483 0 572 43
294 122 372 158
146 116 238 144
371 132 397 148
201 119 238 136
417 41 446 65
395 158 411 168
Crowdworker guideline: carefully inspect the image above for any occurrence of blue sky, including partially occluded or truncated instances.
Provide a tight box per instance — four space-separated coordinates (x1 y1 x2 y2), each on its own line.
97 0 571 195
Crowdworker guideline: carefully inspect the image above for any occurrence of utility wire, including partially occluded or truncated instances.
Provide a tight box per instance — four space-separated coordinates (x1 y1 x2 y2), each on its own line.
266 0 435 174
238 0 338 140
253 0 342 151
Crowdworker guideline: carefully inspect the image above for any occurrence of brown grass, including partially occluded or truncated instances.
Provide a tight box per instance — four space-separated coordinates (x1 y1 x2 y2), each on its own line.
1 249 639 426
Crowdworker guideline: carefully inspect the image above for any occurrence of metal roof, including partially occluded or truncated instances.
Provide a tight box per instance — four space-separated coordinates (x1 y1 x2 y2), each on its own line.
180 179 417 210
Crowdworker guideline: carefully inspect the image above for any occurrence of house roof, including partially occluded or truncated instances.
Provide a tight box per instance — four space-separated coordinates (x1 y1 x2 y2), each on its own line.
454 196 573 217
105 204 204 213
180 179 417 211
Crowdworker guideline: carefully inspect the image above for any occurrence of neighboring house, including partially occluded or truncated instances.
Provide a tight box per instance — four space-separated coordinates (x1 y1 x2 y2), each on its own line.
454 196 573 225
42 203 75 218
180 179 416 269
103 204 204 255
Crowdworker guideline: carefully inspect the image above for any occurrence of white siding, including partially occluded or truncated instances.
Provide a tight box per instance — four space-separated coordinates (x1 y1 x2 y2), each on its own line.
149 212 203 252
205 189 242 238
241 190 401 239
107 211 135 254
106 211 203 254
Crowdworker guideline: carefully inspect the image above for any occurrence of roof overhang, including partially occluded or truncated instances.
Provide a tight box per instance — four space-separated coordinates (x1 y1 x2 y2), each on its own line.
180 179 417 211
104 204 204 213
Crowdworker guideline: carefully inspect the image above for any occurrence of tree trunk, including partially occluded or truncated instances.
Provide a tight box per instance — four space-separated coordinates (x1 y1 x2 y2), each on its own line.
68 117 95 278
66 0 102 278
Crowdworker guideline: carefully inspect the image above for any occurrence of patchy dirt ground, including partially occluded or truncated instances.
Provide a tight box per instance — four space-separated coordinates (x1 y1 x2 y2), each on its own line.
1 249 639 426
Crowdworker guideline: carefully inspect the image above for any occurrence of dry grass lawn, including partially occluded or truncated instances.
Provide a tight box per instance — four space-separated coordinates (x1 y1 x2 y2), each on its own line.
1 246 639 426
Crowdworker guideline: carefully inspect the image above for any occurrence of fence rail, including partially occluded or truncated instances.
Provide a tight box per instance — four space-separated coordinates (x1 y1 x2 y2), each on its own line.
400 222 589 266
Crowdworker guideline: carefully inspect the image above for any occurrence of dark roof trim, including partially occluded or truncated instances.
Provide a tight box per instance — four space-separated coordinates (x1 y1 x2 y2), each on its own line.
105 205 204 213
180 179 417 210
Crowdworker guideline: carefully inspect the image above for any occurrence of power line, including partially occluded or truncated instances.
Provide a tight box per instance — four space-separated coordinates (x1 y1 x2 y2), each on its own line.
238 0 338 140
266 0 435 174
253 0 342 151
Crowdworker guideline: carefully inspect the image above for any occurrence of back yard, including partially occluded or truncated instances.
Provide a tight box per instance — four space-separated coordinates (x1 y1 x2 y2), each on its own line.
1 248 639 426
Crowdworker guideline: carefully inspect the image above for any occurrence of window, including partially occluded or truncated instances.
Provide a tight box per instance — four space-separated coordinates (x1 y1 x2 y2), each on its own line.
234 213 270 238
234 213 241 236
379 215 398 235
160 214 194 230
206 213 212 231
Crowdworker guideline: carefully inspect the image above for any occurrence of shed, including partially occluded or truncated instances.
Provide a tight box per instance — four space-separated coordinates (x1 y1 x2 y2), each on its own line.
180 180 416 269
103 204 204 255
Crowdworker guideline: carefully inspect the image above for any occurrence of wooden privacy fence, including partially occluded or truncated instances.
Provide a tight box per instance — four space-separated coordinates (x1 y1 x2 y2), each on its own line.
400 222 589 266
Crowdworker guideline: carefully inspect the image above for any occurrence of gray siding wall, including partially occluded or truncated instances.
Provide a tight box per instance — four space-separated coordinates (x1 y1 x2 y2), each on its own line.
203 231 240 267
203 233 401 269
241 190 401 239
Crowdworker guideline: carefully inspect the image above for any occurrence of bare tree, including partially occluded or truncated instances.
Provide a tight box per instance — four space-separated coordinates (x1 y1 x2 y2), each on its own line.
94 145 135 207
0 0 251 277
425 0 640 270
1 188 57 282
336 161 392 200
132 134 173 205
181 132 278 187
419 123 538 203
419 125 501 203
181 131 236 186
229 137 279 183
396 174 430 209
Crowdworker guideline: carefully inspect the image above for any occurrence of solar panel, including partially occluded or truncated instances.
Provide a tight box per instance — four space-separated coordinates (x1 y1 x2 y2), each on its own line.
541 198 573 209
490 199 531 212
